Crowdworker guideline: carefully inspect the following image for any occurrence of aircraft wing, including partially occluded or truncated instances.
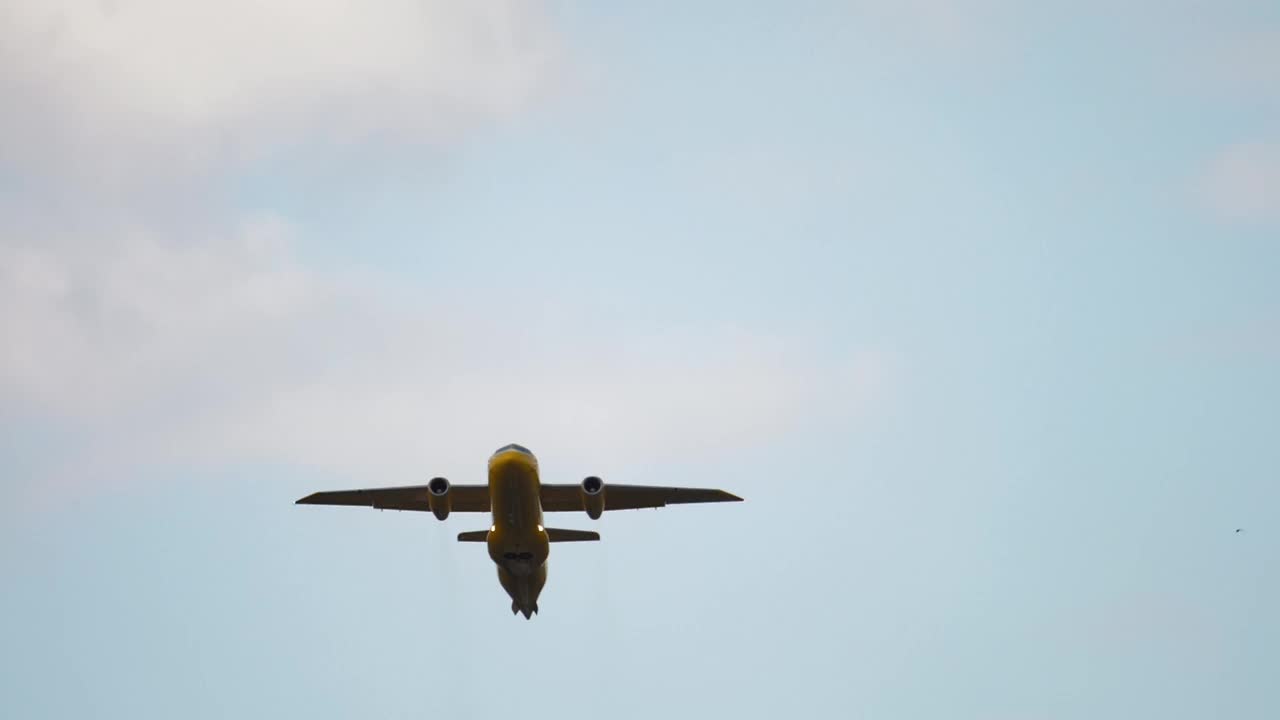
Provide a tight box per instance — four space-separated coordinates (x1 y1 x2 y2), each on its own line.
295 484 491 512
539 484 742 512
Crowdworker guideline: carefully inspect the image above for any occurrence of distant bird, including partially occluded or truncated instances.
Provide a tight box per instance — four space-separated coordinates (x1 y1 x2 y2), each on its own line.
1236 528 1244 533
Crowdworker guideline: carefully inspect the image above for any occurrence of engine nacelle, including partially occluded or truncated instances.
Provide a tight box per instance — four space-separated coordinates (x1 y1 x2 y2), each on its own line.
580 476 605 520
427 477 451 520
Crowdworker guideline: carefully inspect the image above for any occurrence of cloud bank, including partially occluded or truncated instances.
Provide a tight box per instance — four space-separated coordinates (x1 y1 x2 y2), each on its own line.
1 1 562 184
1200 141 1280 224
1 2 891 500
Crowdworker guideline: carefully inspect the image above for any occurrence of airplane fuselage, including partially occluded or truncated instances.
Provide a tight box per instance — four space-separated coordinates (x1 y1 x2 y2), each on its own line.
486 446 549 618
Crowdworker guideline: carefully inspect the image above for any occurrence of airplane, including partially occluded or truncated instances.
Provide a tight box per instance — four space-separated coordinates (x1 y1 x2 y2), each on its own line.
295 443 743 618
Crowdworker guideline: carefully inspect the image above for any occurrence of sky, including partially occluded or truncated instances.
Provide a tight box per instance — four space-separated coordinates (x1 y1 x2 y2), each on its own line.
1 1 1277 717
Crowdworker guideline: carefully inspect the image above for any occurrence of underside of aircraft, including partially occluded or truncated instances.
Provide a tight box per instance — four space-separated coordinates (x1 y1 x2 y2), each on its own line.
296 444 742 617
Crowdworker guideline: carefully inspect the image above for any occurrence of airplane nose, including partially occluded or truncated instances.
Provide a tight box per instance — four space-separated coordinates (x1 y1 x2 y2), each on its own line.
490 451 536 477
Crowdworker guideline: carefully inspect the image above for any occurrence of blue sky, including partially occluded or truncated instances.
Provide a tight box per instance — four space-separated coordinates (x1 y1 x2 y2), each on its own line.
2 2 1277 718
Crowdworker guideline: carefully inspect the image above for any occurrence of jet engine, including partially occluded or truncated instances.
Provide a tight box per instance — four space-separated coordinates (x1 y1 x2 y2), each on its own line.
427 476 451 520
580 476 605 520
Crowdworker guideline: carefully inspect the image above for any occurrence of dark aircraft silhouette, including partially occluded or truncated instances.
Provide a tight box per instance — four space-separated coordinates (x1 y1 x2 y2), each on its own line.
297 443 742 617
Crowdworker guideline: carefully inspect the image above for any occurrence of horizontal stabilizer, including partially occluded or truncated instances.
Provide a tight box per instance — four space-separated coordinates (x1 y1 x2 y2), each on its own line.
459 528 598 542
546 528 600 542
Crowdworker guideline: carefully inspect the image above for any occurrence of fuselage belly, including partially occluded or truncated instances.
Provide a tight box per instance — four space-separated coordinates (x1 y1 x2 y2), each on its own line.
486 447 548 618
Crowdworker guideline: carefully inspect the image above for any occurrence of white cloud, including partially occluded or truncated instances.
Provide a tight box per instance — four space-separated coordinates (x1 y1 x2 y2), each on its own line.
1208 28 1280 102
1171 24 1280 107
0 0 563 188
0 2 895 502
0 216 325 420
1200 141 1280 224
833 0 1018 66
0 214 893 498
857 0 1011 50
